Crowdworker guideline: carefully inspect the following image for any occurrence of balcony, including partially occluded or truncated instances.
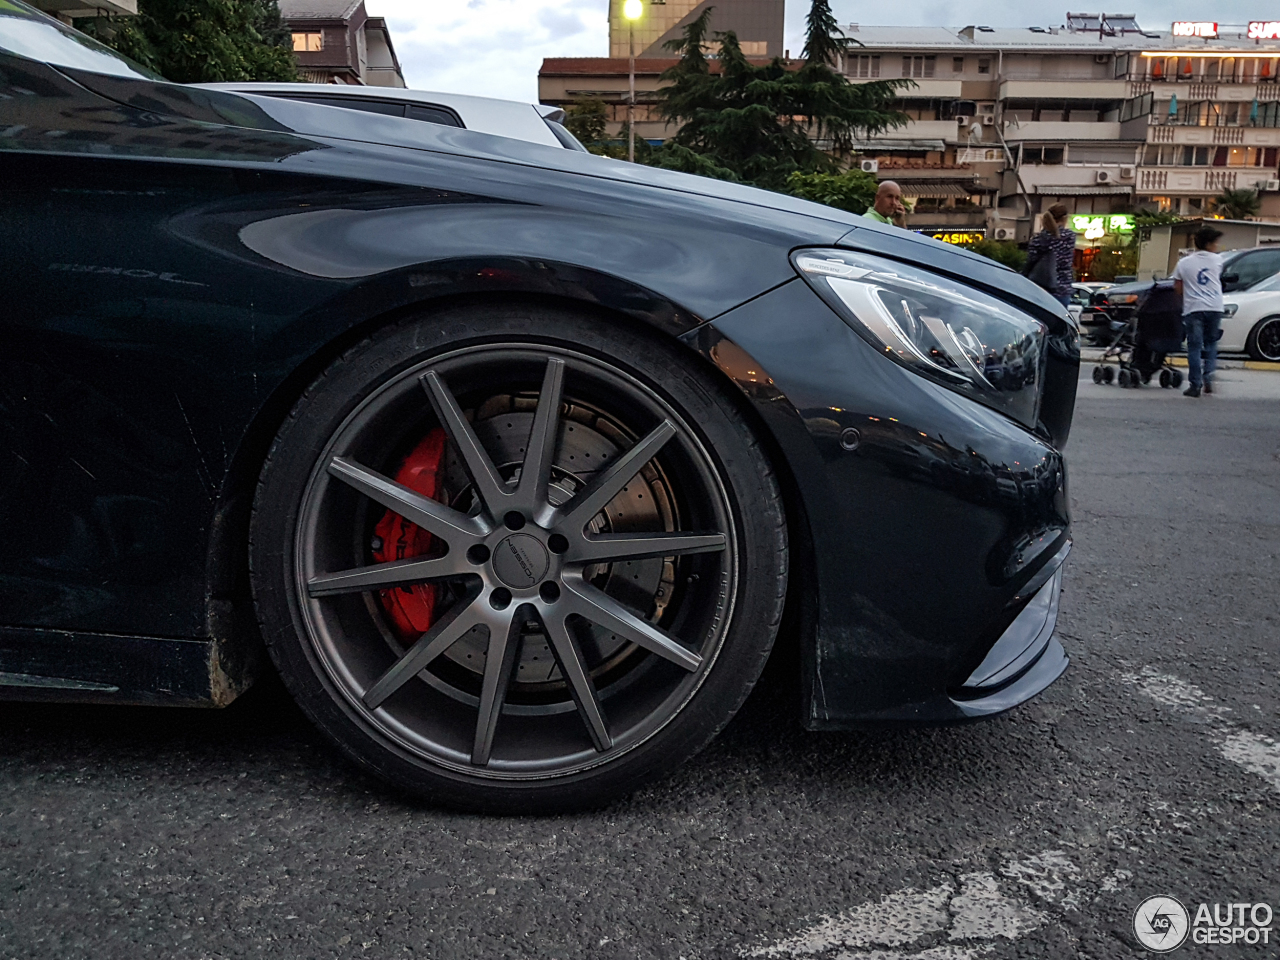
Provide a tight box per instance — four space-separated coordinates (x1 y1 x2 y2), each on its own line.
998 79 1129 100
850 78 963 98
1016 164 1136 192
1004 121 1124 141
1135 167 1272 193
1147 126 1280 145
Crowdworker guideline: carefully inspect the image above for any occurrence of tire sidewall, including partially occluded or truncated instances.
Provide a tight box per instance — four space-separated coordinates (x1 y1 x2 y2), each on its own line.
250 303 786 812
1247 315 1280 362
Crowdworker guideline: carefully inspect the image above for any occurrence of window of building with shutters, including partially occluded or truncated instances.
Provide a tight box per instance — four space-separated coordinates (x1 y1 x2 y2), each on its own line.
902 55 935 78
849 55 881 78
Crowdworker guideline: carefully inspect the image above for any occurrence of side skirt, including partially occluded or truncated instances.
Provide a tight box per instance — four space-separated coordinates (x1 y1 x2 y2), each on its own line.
0 626 257 707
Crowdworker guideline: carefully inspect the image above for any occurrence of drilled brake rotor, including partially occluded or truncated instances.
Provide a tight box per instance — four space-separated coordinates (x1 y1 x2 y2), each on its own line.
428 394 678 698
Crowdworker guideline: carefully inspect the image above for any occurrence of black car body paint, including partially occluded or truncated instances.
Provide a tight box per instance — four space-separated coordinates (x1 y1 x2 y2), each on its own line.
0 30 1076 722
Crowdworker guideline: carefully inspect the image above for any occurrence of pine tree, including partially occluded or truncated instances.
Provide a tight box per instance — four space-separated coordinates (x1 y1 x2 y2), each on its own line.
84 0 297 84
647 1 909 189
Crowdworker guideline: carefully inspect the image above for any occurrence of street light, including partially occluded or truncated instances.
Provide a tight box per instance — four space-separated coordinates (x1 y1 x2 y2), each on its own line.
622 0 643 162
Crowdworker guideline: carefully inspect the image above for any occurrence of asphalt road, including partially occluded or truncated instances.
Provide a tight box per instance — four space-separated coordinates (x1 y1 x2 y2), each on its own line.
2 369 1278 960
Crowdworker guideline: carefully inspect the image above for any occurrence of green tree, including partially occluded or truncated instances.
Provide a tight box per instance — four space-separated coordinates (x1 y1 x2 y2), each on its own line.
648 2 909 189
564 98 610 151
83 0 297 83
967 239 1027 271
1212 188 1261 220
786 168 878 214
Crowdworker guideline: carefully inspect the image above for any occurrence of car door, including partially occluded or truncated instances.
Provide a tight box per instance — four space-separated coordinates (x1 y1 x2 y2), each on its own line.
0 12 354 637
1222 249 1280 291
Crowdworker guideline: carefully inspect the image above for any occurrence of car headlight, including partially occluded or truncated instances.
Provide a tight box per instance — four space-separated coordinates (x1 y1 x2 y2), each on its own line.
1110 294 1139 305
1223 303 1239 317
793 248 1046 427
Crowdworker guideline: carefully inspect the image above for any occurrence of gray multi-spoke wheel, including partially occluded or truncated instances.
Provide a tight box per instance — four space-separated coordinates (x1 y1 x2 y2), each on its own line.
250 304 787 811
1247 316 1280 362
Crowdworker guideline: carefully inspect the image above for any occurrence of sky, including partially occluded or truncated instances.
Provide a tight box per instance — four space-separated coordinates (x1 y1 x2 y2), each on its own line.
371 0 1270 103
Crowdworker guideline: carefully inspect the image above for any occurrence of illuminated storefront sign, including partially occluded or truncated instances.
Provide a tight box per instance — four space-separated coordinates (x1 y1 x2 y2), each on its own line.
1070 214 1135 241
926 230 985 245
1172 21 1218 37
1249 20 1280 39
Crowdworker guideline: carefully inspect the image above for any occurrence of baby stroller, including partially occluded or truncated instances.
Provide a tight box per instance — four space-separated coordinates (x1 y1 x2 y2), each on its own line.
1091 280 1185 389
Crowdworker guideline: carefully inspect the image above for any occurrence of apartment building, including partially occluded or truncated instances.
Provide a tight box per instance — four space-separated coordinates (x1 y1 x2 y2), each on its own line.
843 15 1280 240
281 0 405 87
608 0 783 59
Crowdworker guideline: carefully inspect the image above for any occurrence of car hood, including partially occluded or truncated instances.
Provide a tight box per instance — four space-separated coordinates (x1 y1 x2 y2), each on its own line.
63 65 1062 322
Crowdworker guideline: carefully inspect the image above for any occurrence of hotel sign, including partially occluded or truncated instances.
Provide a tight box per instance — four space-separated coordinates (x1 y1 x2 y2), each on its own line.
1172 20 1218 37
1249 20 1280 39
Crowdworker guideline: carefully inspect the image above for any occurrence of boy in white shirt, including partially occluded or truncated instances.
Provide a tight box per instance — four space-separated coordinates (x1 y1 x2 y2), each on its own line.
1172 226 1224 397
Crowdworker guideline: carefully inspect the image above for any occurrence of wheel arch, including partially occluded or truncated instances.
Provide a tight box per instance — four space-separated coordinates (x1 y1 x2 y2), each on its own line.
203 281 811 694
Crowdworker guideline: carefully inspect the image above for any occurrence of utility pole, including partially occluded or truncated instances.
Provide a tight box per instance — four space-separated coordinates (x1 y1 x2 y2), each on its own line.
623 0 642 162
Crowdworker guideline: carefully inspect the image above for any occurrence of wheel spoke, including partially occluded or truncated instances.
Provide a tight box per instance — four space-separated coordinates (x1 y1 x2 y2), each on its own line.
542 611 611 752
307 553 472 597
516 358 565 515
363 591 483 710
327 457 486 542
471 605 524 766
557 420 677 531
563 576 702 672
572 530 726 564
421 370 511 516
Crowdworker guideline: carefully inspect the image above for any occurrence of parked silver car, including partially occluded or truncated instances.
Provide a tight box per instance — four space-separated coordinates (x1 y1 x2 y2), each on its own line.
200 83 587 151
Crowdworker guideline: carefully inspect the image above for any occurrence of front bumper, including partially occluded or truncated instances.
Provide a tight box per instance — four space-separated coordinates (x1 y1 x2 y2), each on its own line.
688 277 1075 728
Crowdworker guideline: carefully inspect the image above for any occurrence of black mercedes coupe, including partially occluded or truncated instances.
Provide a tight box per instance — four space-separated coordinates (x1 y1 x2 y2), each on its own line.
0 2 1078 812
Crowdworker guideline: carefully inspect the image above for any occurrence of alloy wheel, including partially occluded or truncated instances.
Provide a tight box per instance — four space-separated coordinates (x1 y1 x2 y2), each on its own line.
292 345 739 778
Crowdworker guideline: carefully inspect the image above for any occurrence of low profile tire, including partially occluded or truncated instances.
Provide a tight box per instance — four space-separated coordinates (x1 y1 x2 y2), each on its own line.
1246 316 1280 362
250 304 787 812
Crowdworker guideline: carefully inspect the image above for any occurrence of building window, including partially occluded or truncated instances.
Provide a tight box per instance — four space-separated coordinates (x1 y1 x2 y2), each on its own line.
1021 146 1064 165
1181 146 1211 166
739 41 768 56
902 55 935 78
850 55 880 78
953 56 964 73
292 32 323 52
978 57 991 75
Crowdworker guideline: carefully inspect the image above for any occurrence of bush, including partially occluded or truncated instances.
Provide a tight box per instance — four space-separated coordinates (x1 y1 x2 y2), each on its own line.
967 239 1026 272
785 168 879 215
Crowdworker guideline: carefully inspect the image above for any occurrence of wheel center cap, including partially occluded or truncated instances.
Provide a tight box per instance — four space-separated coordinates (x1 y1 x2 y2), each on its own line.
492 534 549 589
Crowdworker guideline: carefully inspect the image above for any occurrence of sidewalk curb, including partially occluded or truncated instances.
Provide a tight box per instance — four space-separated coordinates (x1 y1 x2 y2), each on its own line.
1080 349 1280 372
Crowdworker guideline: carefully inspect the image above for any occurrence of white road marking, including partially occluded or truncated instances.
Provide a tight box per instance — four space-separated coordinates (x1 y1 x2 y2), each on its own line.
744 853 1067 959
1122 666 1280 795
1218 730 1280 792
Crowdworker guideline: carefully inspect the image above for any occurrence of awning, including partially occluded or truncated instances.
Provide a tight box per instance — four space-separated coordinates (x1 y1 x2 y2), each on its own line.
852 139 948 151
898 182 975 197
1035 185 1134 196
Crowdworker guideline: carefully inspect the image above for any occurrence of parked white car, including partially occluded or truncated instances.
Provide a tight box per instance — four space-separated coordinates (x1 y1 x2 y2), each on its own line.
199 83 586 152
1221 271 1280 361
1068 282 1111 323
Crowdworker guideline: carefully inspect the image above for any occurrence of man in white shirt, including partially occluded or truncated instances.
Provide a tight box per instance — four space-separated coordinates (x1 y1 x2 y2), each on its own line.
1172 226 1224 397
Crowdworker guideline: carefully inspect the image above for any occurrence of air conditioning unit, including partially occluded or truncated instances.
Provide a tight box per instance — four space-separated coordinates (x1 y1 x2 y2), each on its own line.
1096 169 1114 183
1094 53 1110 64
955 115 971 125
1120 165 1136 180
977 103 996 116
860 158 879 173
994 226 1016 241
982 115 996 125
1261 178 1280 192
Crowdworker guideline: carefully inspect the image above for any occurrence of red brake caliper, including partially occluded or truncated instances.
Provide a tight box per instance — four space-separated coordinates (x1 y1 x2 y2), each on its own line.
372 428 447 638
